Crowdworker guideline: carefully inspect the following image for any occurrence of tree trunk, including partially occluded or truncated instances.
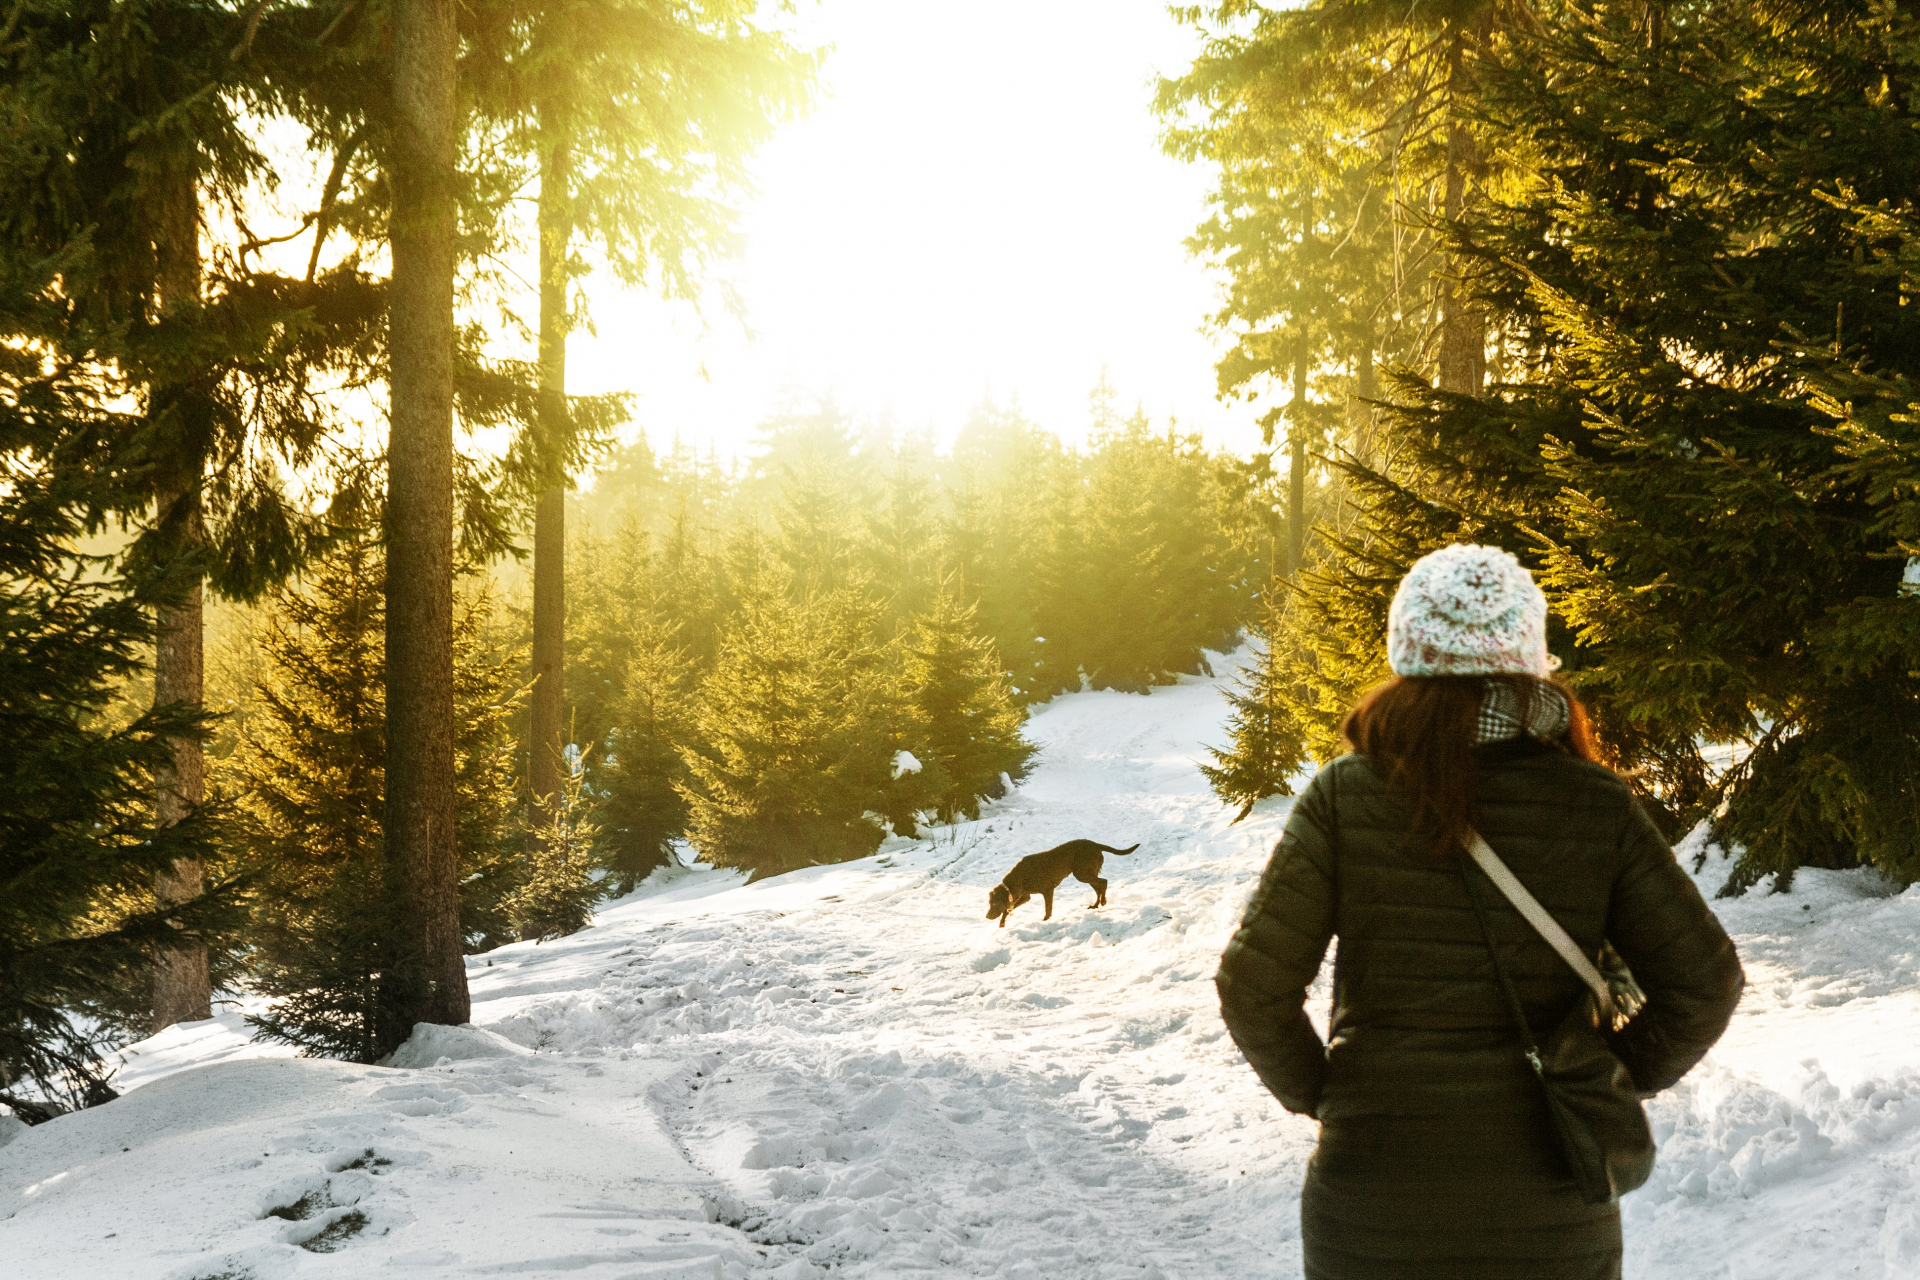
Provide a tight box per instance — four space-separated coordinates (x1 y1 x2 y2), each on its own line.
387 0 467 1031
151 162 211 1033
529 125 573 826
1288 190 1312 579
1288 338 1308 579
1437 19 1488 397
152 542 209 1029
1351 343 1378 469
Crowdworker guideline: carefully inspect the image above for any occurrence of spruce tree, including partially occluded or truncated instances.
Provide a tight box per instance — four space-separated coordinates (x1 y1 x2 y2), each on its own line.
490 0 811 849
678 577 889 881
899 582 1036 823
1193 0 1920 887
565 514 657 761
229 540 524 1061
1160 0 1504 400
0 0 396 1032
1076 412 1164 693
1030 442 1094 698
774 446 866 595
0 409 229 1118
944 399 1053 699
228 541 398 1062
600 619 695 893
1201 586 1311 819
653 484 729 674
505 747 603 942
864 440 941 628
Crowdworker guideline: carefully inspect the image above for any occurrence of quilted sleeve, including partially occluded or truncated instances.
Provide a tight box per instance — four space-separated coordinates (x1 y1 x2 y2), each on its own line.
1603 798 1746 1094
1214 768 1339 1116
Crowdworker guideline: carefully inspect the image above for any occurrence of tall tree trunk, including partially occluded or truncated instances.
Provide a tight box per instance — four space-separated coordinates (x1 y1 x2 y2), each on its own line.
151 162 211 1032
387 0 467 1031
1437 19 1488 397
1288 191 1312 579
529 123 573 827
1350 343 1377 469
1288 338 1308 579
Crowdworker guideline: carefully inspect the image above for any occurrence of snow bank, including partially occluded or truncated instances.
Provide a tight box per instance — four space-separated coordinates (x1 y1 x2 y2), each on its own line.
0 1050 722 1280
5 644 1917 1278
381 1021 533 1069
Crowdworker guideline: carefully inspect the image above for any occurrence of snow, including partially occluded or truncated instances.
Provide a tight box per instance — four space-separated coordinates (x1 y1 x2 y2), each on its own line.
5 647 1919 1279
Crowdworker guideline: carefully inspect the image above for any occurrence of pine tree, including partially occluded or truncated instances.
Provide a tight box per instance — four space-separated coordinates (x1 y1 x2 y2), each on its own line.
1077 412 1165 693
1160 0 1506 400
1200 586 1311 819
491 0 811 856
600 619 695 893
944 399 1054 699
774 445 865 596
0 0 399 1032
864 440 941 627
505 747 603 942
1030 443 1094 698
1202 0 1920 887
678 577 889 881
900 581 1036 823
565 514 657 760
380 0 467 1032
654 485 729 673
0 408 230 1118
229 540 524 1061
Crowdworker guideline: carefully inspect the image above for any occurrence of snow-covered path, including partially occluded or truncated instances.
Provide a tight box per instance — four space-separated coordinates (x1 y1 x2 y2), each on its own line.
6 649 1920 1279
456 668 1316 1278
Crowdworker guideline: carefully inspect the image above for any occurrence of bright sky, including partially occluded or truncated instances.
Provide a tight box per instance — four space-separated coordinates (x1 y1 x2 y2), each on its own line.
564 0 1252 462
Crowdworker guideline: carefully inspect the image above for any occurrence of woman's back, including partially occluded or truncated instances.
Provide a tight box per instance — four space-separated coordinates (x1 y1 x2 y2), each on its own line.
1215 543 1743 1280
1273 741 1741 1123
1218 743 1742 1279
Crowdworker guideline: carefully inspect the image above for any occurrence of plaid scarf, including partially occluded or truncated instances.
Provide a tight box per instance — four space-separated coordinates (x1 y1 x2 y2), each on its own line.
1473 679 1570 745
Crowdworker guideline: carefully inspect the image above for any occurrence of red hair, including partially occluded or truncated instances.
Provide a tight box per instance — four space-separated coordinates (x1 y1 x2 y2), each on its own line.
1340 674 1599 854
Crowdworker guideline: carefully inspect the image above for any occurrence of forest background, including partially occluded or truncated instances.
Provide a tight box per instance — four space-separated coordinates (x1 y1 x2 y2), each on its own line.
7 0 1920 1119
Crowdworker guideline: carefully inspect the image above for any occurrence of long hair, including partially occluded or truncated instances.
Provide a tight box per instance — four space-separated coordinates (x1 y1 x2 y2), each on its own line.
1340 674 1600 855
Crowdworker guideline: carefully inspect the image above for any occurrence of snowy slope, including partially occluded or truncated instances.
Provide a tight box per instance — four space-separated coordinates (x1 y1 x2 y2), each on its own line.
5 649 1920 1279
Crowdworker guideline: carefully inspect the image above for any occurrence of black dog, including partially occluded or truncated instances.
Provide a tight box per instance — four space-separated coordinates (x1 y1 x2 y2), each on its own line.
986 840 1138 927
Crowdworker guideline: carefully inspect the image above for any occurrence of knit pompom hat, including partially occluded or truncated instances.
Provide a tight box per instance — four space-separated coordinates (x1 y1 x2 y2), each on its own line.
1387 544 1555 677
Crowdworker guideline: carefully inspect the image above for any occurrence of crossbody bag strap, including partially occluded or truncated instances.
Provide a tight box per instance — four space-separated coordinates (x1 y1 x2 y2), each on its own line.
1459 865 1546 1073
1464 828 1612 1008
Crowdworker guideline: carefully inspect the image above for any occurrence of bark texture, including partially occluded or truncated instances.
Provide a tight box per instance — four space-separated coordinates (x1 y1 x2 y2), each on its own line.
1436 19 1489 398
387 0 468 1030
151 161 211 1032
1351 344 1377 468
152 565 210 1028
1288 190 1312 578
1288 340 1308 579
529 126 573 821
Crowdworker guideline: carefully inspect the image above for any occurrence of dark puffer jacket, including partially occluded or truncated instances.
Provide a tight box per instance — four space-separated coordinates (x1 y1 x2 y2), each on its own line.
1217 741 1744 1280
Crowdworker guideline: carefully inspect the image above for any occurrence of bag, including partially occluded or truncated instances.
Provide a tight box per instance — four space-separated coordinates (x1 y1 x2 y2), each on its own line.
1461 828 1656 1205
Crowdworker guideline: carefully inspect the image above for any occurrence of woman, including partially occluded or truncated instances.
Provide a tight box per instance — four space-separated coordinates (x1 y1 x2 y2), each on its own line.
1217 544 1743 1280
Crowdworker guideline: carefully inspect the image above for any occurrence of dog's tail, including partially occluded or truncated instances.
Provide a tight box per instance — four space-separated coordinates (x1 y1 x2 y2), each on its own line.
1094 842 1140 856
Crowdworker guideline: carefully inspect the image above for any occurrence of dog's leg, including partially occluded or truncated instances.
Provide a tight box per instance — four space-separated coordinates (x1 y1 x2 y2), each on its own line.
1088 876 1107 907
1042 890 1053 920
